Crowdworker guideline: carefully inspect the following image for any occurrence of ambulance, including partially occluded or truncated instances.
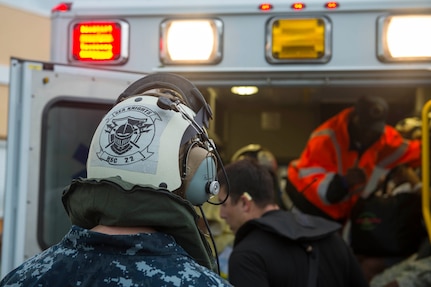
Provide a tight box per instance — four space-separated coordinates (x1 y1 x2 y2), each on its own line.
2 0 431 277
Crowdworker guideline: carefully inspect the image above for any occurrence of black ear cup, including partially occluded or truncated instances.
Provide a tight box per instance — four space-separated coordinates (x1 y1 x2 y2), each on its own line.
183 145 219 205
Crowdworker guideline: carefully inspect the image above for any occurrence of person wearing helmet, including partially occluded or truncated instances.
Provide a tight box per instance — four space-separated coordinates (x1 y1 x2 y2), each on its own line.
285 96 422 223
0 73 231 287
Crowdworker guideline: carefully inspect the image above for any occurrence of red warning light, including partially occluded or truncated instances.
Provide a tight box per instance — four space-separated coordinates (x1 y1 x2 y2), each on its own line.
51 2 72 13
291 2 306 10
259 3 273 11
72 22 122 62
325 2 339 9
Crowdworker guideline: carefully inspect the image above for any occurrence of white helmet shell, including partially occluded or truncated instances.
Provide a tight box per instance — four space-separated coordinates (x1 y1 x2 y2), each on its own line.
87 95 194 191
231 144 278 174
395 117 422 140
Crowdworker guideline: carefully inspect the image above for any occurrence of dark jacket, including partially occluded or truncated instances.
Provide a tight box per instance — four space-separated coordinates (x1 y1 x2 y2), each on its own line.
229 209 369 287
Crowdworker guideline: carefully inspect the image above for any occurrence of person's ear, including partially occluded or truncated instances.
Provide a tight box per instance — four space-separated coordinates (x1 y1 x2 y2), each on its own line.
240 192 253 210
243 192 252 201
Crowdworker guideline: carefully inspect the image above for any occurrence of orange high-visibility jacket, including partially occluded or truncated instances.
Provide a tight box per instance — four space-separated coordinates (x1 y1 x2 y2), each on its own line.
287 107 421 221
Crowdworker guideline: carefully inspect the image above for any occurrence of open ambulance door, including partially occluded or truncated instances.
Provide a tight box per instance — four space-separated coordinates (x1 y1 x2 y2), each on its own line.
1 58 144 277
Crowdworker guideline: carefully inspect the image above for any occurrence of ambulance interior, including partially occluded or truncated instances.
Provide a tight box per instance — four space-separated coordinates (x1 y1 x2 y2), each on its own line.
40 82 429 249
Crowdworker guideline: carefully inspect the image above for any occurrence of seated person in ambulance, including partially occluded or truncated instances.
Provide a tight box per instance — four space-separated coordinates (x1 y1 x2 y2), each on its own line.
368 117 431 287
350 116 427 282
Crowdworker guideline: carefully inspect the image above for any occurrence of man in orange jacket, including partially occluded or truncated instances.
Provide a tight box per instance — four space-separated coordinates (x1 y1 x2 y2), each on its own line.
285 96 421 223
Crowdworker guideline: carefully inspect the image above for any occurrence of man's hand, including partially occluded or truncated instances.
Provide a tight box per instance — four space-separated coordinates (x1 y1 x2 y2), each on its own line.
345 167 366 194
345 167 366 187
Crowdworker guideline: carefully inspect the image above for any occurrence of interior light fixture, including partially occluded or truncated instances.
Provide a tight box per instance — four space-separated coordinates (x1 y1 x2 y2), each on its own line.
231 86 259 96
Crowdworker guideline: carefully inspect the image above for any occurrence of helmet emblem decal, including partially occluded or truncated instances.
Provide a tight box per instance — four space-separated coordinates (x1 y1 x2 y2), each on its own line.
97 105 161 166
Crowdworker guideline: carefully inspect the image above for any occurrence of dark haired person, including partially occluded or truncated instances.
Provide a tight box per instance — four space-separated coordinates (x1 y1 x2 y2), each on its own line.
219 159 368 287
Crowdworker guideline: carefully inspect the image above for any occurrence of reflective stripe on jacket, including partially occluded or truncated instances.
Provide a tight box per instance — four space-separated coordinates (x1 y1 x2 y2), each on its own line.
287 107 421 221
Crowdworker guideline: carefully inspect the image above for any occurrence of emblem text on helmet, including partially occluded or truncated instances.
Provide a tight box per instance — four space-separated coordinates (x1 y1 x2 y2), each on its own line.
97 105 161 165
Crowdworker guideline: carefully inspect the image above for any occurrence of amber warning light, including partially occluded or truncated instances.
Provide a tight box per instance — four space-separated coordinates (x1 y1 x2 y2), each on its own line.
325 2 339 9
292 2 306 10
259 3 273 11
72 22 125 63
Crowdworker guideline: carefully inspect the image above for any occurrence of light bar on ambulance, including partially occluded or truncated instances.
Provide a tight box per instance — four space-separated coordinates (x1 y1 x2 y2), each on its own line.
265 17 332 64
377 15 431 62
160 19 223 65
70 20 129 64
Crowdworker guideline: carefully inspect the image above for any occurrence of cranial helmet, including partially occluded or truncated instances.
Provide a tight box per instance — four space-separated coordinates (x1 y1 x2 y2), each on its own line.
87 73 220 205
231 144 278 174
395 117 422 140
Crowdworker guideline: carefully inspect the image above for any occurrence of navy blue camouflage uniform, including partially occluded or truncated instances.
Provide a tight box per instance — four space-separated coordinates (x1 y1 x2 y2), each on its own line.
0 226 231 286
0 177 232 287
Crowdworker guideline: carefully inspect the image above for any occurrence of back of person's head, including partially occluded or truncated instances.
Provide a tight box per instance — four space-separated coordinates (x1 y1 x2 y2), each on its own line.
86 73 220 206
352 96 388 134
230 143 290 209
218 159 275 208
230 144 278 175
